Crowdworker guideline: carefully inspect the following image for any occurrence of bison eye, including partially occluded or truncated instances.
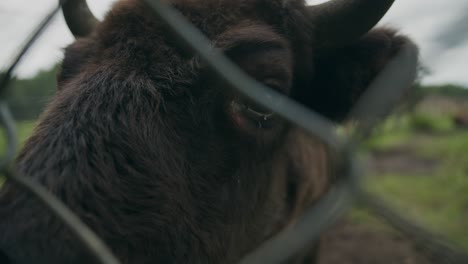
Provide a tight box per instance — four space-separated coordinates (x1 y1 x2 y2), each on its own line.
230 100 276 130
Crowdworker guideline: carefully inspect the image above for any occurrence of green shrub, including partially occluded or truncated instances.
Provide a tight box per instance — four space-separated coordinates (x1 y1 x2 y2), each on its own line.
410 113 455 132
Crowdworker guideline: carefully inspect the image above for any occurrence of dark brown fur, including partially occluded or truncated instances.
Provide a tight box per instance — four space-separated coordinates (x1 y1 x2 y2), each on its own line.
0 0 413 263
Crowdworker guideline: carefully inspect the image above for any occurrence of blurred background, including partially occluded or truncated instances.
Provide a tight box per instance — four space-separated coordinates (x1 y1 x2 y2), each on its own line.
0 1 467 263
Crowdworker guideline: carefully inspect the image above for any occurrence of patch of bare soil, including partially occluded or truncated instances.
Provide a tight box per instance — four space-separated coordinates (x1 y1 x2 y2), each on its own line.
318 219 431 264
368 147 438 175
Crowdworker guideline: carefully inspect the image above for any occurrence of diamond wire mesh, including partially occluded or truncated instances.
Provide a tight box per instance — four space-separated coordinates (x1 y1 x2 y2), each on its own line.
0 1 467 263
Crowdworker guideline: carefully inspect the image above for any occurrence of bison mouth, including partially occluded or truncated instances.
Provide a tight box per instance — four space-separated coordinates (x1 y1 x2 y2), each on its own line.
229 100 276 130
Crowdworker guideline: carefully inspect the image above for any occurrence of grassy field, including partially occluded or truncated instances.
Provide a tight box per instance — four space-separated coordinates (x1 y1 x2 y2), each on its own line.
355 113 468 250
0 120 36 186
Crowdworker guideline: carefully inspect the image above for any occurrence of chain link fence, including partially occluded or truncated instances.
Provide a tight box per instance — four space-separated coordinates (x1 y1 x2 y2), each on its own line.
1 1 467 263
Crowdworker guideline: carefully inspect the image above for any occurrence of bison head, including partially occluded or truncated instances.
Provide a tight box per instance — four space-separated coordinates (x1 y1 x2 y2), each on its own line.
0 0 415 263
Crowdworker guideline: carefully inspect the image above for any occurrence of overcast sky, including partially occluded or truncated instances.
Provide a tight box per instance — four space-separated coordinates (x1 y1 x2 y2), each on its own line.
1 0 467 86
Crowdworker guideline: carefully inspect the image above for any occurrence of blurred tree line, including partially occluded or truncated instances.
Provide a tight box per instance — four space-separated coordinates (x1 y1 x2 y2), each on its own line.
2 64 468 121
415 83 468 99
3 66 58 120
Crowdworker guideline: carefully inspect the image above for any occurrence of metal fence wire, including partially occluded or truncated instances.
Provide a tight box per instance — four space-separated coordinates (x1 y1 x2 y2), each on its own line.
0 0 467 263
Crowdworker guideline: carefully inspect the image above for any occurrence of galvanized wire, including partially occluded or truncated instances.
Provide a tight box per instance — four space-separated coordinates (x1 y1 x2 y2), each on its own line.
0 0 467 264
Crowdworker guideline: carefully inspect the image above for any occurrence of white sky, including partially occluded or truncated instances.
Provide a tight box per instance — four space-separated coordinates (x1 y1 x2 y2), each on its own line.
1 0 467 86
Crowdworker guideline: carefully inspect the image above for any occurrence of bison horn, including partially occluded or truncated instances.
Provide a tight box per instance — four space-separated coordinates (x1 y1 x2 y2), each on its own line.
307 0 395 48
62 0 98 37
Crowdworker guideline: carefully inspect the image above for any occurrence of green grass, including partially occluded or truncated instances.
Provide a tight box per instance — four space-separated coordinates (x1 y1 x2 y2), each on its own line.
0 120 36 188
417 132 468 158
410 112 455 132
364 128 412 150
0 120 36 149
363 115 413 150
364 172 468 249
364 113 458 150
359 114 468 250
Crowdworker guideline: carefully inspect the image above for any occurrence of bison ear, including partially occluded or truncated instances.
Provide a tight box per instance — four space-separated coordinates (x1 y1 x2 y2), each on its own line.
294 28 413 122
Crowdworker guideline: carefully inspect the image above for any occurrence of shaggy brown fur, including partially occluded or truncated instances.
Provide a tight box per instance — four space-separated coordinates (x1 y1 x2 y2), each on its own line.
0 0 413 263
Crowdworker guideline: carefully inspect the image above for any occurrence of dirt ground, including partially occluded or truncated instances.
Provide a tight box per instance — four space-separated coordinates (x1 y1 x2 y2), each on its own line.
318 219 432 264
368 147 438 174
316 147 435 264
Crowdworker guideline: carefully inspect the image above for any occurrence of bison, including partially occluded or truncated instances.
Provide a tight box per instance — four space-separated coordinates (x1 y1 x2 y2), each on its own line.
0 0 416 263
